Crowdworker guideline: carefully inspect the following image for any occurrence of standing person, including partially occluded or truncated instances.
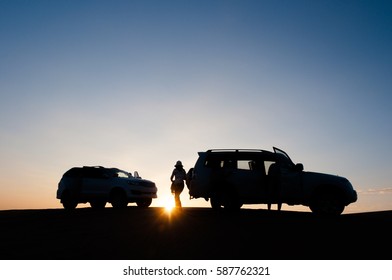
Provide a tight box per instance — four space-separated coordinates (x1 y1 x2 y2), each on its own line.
185 167 194 199
267 162 282 211
170 160 187 208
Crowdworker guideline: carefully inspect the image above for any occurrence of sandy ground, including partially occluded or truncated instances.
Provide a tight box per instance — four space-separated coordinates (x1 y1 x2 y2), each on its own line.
0 207 390 260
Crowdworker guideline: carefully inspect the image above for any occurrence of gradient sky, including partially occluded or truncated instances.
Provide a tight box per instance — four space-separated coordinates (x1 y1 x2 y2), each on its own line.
1 0 391 213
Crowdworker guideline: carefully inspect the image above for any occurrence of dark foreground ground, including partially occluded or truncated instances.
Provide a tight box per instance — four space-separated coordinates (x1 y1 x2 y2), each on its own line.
0 207 390 260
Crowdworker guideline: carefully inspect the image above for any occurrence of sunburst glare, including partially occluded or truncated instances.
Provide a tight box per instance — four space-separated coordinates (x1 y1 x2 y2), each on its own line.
164 196 176 213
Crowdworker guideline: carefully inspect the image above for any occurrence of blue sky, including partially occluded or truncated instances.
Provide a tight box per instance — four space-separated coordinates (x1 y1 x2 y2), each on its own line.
0 0 391 213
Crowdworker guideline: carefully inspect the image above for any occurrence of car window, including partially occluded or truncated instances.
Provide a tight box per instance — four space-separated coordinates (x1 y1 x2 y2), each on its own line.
116 171 130 178
204 158 223 168
223 159 236 169
83 168 107 179
237 160 251 170
239 160 265 171
204 154 267 175
264 161 275 175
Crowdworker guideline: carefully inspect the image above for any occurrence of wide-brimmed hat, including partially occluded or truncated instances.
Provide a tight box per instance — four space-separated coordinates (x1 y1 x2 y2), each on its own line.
175 160 183 167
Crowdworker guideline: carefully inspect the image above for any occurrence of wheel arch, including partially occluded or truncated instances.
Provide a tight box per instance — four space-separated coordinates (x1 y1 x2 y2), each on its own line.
59 189 74 202
310 184 346 201
309 184 346 216
109 187 129 208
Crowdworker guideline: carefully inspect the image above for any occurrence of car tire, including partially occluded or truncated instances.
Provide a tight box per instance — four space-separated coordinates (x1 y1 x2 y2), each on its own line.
90 200 106 209
210 195 222 210
110 190 128 209
61 192 78 210
223 200 242 211
310 190 345 216
136 198 152 208
221 188 242 211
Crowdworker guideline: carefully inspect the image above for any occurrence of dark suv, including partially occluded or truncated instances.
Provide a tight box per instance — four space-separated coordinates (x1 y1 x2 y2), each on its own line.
56 166 157 210
188 147 357 216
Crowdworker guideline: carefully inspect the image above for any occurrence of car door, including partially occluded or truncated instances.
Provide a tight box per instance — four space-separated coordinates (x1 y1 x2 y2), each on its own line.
279 166 303 204
224 157 266 202
81 168 110 199
272 148 303 204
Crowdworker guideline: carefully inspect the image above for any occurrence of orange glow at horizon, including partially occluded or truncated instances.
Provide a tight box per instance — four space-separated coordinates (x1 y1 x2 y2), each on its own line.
161 195 176 213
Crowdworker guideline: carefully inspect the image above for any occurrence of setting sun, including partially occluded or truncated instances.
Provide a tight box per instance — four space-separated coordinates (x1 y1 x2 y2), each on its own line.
163 196 176 213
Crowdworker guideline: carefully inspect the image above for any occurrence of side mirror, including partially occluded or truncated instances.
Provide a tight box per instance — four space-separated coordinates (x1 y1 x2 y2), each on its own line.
295 163 304 172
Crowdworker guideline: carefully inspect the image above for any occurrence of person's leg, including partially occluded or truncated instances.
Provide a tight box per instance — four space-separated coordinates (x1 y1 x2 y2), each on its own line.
174 192 181 207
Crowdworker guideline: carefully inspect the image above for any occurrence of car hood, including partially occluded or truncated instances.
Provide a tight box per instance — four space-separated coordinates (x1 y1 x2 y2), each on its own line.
129 177 157 188
302 171 357 201
303 171 351 185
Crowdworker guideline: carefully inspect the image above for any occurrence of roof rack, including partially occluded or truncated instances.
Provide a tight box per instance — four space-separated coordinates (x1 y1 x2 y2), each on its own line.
206 149 269 153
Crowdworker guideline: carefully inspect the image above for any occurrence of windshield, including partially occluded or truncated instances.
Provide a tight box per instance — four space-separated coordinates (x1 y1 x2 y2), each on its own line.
109 168 132 178
117 171 131 178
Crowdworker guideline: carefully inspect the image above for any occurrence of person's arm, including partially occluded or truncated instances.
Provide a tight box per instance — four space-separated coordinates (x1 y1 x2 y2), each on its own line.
170 170 175 182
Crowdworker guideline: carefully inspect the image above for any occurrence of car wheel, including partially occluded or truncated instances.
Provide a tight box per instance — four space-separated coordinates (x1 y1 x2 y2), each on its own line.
90 200 106 209
61 193 78 210
110 190 128 209
210 195 222 210
136 198 152 208
223 199 242 211
221 188 242 211
310 191 345 216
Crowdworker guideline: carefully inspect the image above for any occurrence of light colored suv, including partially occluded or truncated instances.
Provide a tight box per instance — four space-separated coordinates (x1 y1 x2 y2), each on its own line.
188 147 357 216
56 166 158 210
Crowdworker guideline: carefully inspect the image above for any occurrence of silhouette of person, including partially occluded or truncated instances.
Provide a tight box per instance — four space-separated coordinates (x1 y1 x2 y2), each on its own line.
267 162 282 211
185 167 194 199
170 160 187 208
